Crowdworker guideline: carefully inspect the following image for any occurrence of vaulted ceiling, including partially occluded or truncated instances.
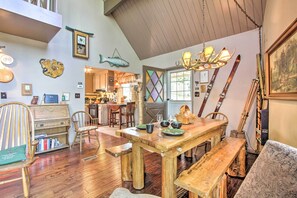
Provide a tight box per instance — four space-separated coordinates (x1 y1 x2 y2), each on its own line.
106 0 267 60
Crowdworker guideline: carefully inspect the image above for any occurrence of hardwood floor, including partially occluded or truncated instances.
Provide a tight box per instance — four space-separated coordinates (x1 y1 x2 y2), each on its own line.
0 132 257 198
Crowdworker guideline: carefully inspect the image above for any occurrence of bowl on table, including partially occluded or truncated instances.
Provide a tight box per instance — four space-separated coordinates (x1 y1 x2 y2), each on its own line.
160 120 170 127
171 121 182 129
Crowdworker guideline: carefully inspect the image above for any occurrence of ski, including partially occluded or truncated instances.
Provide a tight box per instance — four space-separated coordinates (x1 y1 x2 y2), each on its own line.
197 68 220 117
212 54 241 118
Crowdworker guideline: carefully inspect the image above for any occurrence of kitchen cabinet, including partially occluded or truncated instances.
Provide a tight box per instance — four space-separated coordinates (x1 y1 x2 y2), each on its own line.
93 70 114 92
85 73 94 93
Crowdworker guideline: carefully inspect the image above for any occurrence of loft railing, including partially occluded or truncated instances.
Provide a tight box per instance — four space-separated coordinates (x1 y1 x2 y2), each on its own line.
23 0 58 13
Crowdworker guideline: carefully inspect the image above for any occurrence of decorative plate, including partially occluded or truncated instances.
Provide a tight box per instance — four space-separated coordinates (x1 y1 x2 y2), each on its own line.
162 128 185 136
136 124 146 130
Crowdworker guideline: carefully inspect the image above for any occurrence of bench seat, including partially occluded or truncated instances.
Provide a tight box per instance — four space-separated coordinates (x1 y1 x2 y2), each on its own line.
105 143 132 181
175 137 246 198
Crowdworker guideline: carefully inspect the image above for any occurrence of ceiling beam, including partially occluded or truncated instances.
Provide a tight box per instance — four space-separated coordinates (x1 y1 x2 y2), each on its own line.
104 0 126 16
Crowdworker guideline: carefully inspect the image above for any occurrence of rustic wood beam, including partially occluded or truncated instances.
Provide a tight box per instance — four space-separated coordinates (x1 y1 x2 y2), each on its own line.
104 0 126 16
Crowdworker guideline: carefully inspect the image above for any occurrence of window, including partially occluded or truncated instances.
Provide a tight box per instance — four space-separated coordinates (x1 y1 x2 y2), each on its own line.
121 84 132 101
170 70 191 100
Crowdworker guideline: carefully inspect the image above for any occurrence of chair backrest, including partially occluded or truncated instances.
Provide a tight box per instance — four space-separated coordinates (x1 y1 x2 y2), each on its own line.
0 102 35 154
108 104 121 112
71 111 93 130
205 112 228 137
126 102 136 114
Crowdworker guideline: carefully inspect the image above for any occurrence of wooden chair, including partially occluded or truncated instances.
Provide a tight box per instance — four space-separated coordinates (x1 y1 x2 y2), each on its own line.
0 102 38 198
205 112 229 140
121 102 136 128
193 112 229 155
71 111 100 153
107 103 122 129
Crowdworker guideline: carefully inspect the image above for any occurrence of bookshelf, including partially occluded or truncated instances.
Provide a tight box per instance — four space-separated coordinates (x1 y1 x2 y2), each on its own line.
29 104 70 154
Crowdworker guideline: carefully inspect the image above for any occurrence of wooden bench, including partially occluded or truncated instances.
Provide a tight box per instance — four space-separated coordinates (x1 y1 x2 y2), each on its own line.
174 137 246 198
105 143 132 181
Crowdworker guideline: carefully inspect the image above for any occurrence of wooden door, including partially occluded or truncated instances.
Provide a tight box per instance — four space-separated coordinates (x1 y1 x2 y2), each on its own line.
142 66 166 124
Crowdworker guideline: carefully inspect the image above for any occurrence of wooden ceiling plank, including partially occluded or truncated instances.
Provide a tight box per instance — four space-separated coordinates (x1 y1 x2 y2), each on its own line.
219 0 235 35
177 0 198 45
205 0 221 39
168 0 192 47
191 0 204 43
210 0 228 38
162 0 188 49
151 0 178 52
135 0 167 54
159 0 185 50
227 0 241 34
115 0 150 59
187 0 203 44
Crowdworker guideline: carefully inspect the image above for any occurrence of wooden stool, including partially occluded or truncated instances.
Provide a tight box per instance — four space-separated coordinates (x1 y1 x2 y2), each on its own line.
108 104 122 129
121 102 136 128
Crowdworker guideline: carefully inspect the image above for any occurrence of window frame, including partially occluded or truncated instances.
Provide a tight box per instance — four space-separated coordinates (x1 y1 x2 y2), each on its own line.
168 69 193 101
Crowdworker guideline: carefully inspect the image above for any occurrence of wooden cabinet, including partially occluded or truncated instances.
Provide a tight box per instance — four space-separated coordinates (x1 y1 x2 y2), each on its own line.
29 104 70 154
93 70 114 92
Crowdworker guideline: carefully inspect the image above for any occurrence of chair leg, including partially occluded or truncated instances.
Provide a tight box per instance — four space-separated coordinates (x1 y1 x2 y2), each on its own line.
119 113 122 129
22 167 30 198
80 133 83 152
88 131 91 143
70 133 78 149
95 130 100 151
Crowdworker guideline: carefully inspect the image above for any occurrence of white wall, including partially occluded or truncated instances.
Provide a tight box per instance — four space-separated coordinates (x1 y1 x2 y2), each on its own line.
141 30 259 152
0 0 141 142
263 0 297 148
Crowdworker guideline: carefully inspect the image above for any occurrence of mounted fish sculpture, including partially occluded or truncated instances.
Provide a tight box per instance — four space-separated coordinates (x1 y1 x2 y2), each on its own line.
99 54 129 67
99 48 129 67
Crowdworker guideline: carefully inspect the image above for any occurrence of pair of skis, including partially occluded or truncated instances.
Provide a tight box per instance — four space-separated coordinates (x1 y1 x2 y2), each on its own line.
198 54 241 118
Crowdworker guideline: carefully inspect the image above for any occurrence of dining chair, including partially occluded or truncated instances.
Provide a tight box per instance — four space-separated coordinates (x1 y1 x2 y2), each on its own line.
107 103 122 129
0 102 38 198
194 112 229 154
71 111 100 152
121 102 136 128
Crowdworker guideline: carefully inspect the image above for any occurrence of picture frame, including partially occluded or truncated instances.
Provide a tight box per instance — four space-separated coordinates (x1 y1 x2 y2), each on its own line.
62 92 70 101
21 83 32 96
265 19 297 100
199 70 209 84
73 30 89 59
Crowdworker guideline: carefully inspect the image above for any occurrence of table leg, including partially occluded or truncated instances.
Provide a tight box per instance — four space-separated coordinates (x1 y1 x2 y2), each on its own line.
162 155 177 198
210 132 221 148
132 143 144 189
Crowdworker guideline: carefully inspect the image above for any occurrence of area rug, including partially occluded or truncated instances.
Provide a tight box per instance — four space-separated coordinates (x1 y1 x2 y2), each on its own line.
97 125 121 138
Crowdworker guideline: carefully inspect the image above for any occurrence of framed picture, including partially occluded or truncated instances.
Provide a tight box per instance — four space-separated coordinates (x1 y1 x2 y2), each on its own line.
21 83 32 96
73 30 89 59
200 70 209 84
265 19 297 100
62 92 70 101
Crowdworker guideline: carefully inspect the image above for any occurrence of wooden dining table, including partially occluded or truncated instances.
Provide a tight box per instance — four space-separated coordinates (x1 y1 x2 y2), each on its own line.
116 117 228 198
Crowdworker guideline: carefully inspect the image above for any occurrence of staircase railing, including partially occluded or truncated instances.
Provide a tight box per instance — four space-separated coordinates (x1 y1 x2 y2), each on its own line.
23 0 58 13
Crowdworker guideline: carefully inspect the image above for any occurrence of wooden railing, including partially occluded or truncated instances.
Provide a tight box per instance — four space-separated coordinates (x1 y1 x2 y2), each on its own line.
23 0 58 13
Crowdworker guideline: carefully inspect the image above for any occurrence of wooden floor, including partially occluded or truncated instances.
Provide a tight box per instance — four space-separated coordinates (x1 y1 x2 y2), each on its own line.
0 131 257 198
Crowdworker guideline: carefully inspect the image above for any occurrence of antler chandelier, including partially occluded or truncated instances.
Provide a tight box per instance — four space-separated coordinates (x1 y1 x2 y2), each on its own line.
178 0 233 71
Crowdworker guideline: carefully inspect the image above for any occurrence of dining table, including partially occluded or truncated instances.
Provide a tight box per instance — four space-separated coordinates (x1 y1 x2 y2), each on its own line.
116 117 228 198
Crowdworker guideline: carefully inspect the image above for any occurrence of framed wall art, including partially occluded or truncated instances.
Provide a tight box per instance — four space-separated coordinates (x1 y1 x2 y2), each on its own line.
21 83 32 96
199 70 209 84
73 30 89 59
265 19 297 100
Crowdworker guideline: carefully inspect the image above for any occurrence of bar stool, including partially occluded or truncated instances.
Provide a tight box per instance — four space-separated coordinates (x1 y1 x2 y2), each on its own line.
108 103 122 129
121 102 136 128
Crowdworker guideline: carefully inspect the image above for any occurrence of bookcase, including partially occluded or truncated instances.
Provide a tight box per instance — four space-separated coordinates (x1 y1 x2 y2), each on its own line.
29 104 70 154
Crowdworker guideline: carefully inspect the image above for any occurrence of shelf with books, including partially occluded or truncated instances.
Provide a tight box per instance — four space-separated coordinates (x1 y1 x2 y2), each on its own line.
29 104 70 155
